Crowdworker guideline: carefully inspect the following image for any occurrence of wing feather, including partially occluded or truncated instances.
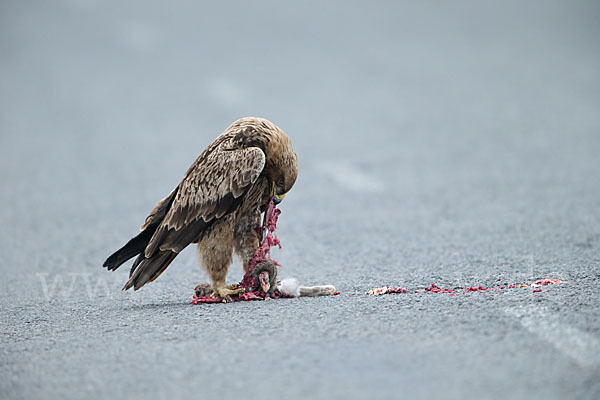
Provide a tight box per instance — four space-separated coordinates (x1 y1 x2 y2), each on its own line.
144 146 266 258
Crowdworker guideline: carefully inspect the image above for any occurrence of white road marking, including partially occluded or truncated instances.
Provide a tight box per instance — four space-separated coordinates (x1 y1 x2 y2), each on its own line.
505 305 600 366
318 160 385 193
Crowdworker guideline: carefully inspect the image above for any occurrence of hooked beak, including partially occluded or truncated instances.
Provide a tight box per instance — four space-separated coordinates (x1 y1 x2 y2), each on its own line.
272 182 286 204
273 192 286 204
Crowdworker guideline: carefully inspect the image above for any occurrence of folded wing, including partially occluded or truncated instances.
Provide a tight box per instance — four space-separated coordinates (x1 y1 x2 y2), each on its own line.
122 146 266 290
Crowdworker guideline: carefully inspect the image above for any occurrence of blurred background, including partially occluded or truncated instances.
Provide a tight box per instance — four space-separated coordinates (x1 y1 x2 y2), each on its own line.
1 0 599 399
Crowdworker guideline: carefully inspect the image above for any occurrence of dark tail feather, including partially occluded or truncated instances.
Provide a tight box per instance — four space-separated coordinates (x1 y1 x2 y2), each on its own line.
122 250 178 291
103 228 155 271
130 253 145 278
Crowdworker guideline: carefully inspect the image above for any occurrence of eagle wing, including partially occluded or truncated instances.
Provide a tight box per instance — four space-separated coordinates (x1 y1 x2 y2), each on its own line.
123 145 266 290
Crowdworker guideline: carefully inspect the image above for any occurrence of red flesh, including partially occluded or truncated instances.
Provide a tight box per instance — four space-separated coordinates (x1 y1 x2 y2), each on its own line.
258 271 270 293
532 278 566 286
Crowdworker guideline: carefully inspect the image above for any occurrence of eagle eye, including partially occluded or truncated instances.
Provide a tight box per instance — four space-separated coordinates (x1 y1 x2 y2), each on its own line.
275 177 285 194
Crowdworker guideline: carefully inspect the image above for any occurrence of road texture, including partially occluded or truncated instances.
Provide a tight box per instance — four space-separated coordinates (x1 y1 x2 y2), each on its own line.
1 1 599 399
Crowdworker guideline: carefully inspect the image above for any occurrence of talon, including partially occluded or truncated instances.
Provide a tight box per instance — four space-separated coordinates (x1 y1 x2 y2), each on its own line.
211 285 246 301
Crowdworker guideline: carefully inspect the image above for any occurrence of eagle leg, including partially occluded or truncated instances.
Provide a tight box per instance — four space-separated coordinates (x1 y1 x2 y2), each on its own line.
210 284 245 302
197 215 238 299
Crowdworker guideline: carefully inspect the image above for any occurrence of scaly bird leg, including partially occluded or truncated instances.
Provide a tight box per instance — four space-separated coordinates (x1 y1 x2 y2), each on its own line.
211 283 245 301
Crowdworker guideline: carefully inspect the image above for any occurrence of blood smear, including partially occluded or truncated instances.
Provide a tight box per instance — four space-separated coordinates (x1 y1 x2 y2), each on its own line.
365 278 568 298
532 278 567 286
466 286 488 292
424 284 453 293
365 286 408 295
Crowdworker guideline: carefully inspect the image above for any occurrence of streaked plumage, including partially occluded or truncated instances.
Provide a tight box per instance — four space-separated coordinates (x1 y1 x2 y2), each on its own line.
103 117 298 296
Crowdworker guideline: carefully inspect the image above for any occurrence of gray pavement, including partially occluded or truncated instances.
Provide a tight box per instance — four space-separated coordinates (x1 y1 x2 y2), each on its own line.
1 1 600 399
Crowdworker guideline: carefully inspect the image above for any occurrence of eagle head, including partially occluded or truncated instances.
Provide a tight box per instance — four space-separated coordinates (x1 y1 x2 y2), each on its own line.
229 117 298 204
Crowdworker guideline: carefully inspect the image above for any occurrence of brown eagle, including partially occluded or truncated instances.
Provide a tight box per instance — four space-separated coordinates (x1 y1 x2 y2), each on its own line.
103 117 298 298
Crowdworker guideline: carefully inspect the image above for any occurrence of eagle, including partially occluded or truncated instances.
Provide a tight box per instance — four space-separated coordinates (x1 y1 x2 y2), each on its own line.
103 117 298 298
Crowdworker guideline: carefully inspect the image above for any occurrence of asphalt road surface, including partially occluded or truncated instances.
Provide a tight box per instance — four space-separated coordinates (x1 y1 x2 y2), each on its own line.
1 1 599 399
